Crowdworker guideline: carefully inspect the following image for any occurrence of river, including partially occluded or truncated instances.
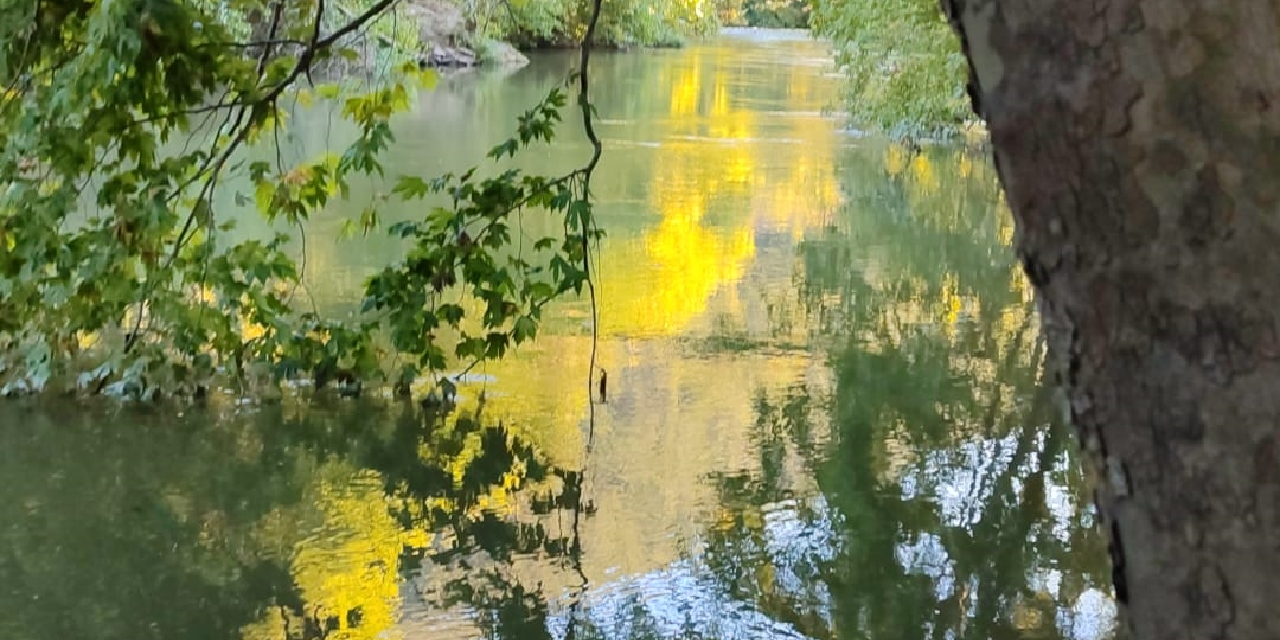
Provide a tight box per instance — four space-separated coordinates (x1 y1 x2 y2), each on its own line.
0 29 1118 640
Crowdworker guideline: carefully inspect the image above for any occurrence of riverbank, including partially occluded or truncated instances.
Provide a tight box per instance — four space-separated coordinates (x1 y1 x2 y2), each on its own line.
403 0 530 69
401 0 723 71
399 0 683 72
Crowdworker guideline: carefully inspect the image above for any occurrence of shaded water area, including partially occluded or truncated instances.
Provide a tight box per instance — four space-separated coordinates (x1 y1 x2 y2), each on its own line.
1 30 1119 640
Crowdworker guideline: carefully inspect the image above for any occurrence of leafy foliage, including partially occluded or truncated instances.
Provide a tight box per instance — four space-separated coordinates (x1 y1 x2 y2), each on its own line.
717 0 809 28
0 0 603 399
809 0 972 140
365 86 603 389
467 0 718 49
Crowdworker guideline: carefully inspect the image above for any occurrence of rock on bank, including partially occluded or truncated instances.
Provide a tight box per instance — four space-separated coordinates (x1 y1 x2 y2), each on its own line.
402 0 529 69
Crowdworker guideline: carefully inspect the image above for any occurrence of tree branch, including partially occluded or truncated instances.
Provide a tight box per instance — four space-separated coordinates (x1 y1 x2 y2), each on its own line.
123 0 403 357
577 0 604 450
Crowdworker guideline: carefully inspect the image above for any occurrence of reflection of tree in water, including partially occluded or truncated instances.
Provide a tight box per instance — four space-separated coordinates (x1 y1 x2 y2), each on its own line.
270 402 596 640
0 397 587 640
424 150 1119 640
689 146 1117 640
444 150 1119 640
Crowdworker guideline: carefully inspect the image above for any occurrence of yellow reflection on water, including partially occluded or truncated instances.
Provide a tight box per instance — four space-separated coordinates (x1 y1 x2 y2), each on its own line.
599 188 756 337
466 335 825 594
238 468 421 640
594 40 840 339
669 62 702 117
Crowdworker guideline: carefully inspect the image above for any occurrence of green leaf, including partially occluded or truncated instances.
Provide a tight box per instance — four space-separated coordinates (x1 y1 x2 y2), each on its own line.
339 219 359 239
438 304 465 326
512 316 537 344
393 175 431 200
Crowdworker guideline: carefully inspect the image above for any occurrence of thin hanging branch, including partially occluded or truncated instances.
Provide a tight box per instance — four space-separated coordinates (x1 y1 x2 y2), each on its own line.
566 0 605 635
577 2 605 175
578 0 605 448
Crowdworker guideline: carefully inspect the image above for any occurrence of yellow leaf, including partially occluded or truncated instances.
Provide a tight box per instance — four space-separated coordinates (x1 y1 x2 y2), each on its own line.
254 180 276 215
390 84 410 112
420 68 438 90
339 219 358 239
319 152 342 171
283 166 310 186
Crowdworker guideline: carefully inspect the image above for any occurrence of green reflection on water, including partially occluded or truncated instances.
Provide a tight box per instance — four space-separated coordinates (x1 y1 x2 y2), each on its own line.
689 142 1116 640
0 30 1115 640
0 399 580 640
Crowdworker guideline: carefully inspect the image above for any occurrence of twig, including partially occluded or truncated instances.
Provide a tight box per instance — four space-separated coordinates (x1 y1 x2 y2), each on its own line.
304 0 324 87
204 37 311 50
577 0 605 447
257 1 287 76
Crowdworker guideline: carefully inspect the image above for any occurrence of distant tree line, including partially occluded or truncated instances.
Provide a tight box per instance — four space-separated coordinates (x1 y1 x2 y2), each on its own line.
717 0 810 29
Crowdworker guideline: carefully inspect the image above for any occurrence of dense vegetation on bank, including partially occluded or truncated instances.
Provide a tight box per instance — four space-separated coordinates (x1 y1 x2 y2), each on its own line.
718 0 809 29
468 0 712 49
809 0 971 140
369 0 809 56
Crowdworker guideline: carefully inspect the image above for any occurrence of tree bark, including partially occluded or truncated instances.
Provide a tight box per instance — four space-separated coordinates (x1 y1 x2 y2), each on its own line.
940 1 1280 639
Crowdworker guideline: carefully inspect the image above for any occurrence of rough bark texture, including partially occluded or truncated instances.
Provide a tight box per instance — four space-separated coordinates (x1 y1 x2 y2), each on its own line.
940 1 1280 639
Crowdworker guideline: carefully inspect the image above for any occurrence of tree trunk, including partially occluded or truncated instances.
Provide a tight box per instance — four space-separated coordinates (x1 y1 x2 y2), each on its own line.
940 1 1280 639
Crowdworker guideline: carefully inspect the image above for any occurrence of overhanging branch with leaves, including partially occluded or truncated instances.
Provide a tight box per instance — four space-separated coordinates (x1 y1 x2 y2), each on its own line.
0 0 606 401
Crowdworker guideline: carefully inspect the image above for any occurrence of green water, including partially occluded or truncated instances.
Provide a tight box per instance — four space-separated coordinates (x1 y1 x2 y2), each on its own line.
0 30 1118 640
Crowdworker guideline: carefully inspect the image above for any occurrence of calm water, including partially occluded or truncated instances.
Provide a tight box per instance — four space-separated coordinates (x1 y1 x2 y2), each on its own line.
0 31 1118 640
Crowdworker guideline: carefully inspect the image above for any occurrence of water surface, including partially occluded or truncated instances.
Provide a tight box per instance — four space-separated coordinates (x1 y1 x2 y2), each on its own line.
0 30 1118 640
